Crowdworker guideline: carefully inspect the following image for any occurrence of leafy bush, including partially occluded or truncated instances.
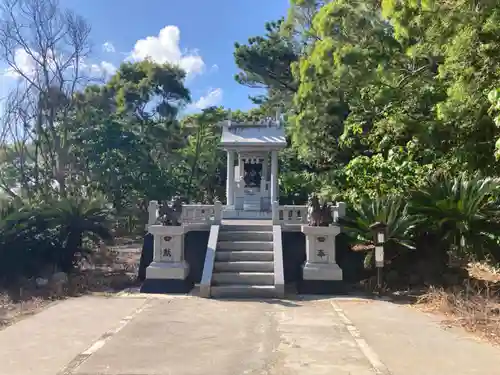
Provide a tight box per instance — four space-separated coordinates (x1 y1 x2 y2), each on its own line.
0 197 113 284
409 173 500 263
38 197 114 272
317 148 433 205
340 195 417 269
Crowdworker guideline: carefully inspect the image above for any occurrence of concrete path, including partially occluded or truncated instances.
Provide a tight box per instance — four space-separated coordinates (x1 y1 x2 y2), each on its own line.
72 297 376 375
336 298 500 375
0 294 499 375
0 296 147 375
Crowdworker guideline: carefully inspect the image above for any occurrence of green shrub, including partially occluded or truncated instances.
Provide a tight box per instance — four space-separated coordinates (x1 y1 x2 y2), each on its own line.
339 195 417 269
409 172 500 262
0 197 113 283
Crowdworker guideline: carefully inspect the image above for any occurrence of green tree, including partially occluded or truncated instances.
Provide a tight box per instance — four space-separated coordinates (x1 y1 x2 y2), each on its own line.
180 106 226 202
70 61 192 217
234 19 299 109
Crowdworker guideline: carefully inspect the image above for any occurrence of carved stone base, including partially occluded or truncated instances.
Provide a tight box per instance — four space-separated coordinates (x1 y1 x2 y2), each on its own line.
146 261 189 279
297 280 347 295
302 262 343 281
142 261 191 294
140 278 194 294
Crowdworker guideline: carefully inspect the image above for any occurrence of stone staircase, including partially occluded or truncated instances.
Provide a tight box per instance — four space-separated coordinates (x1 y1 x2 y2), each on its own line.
211 224 280 298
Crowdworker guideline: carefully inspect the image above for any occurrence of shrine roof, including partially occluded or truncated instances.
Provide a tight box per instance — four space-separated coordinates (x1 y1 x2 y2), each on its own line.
220 124 287 149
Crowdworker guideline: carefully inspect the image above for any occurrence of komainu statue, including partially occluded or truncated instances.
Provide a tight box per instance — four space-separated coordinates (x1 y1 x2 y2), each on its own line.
156 196 183 226
307 195 334 226
307 194 322 226
320 202 334 227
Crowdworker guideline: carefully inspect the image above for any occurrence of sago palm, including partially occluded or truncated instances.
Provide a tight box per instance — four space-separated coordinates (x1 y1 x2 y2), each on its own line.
0 199 63 280
339 195 417 268
409 172 500 261
40 197 114 272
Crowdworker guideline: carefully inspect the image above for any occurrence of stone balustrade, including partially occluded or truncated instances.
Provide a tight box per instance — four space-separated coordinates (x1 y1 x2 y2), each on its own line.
273 205 308 224
147 200 345 228
147 201 222 229
272 202 346 225
180 203 222 224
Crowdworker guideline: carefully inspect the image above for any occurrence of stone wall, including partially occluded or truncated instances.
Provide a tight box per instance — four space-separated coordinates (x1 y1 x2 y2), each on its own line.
138 229 364 286
184 231 209 283
138 233 154 282
282 232 306 283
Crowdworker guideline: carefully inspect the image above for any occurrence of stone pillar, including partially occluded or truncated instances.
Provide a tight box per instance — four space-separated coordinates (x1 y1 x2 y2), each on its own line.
333 202 346 223
270 150 278 204
239 154 244 179
260 166 266 192
146 200 159 231
261 153 268 190
272 201 279 224
214 200 222 224
299 225 344 294
140 225 193 294
260 153 269 210
226 151 235 206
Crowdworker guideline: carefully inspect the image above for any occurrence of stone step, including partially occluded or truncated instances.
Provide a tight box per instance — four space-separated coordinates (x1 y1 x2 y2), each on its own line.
210 285 278 298
215 250 274 262
220 224 273 232
243 204 261 211
222 211 273 220
218 231 273 242
212 272 274 285
214 261 274 272
217 241 273 251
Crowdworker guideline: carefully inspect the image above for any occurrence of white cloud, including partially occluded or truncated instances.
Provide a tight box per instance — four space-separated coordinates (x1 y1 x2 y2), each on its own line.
92 61 117 75
80 59 116 77
5 26 206 86
102 42 116 53
4 49 38 79
210 64 219 73
4 49 116 80
191 88 223 110
128 25 205 78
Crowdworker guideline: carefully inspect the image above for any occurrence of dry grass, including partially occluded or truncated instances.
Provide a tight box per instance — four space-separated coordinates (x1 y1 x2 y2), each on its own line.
0 293 50 329
0 240 141 330
416 261 500 345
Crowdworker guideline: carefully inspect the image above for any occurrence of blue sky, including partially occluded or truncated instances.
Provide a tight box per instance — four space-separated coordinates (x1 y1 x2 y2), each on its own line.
57 0 289 113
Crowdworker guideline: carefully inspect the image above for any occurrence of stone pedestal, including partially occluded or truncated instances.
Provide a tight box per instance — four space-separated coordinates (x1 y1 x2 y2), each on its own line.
140 225 194 294
298 225 346 295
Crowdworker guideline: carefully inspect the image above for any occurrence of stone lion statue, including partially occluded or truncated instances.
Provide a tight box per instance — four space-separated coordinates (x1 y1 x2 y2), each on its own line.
307 195 334 226
307 194 322 226
319 202 334 227
156 196 183 226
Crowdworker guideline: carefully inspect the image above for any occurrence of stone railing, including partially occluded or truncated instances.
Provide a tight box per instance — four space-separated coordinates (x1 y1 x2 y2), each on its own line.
147 201 222 229
273 204 308 225
272 202 346 225
180 202 222 224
